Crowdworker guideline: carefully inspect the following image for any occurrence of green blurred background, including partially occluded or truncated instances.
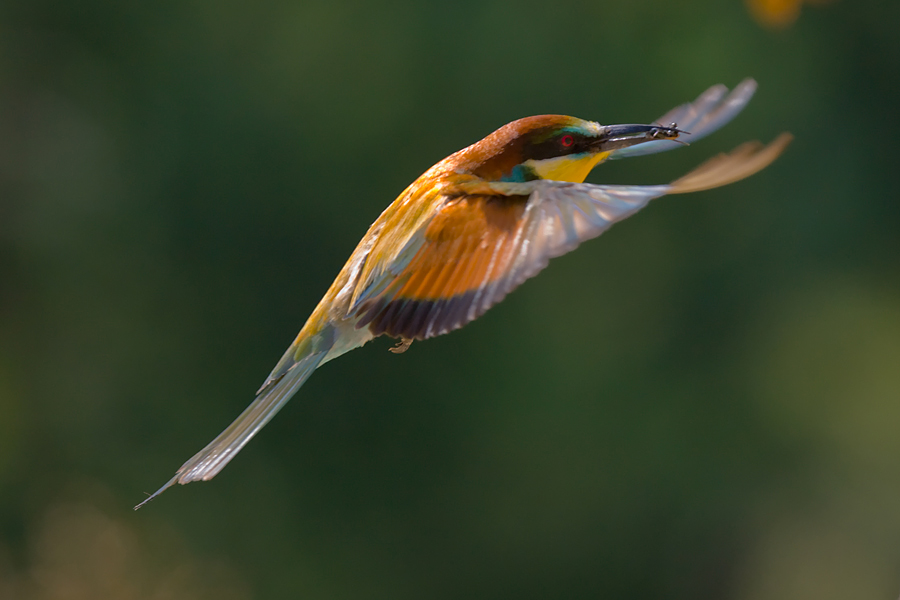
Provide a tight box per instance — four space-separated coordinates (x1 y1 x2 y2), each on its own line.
1 0 899 598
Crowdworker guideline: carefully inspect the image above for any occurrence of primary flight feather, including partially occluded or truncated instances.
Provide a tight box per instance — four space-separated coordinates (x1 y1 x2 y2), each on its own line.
136 78 791 508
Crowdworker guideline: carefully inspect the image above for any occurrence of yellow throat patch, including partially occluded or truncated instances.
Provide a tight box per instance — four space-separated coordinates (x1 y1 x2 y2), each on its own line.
523 151 611 183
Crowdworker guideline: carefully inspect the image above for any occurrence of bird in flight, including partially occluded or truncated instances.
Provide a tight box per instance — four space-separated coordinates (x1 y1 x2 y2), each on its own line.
136 78 790 509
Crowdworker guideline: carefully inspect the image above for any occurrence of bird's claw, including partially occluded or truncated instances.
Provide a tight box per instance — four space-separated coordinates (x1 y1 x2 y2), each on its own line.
389 338 413 354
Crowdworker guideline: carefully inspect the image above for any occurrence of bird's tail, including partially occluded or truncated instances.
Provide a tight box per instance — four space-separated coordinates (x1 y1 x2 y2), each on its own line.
135 327 334 510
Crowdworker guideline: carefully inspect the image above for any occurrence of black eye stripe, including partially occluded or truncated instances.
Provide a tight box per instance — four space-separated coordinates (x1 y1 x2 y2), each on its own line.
527 132 590 161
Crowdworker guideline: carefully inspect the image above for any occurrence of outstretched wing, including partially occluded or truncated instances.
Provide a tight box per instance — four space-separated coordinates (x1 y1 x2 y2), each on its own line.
610 78 758 159
352 184 667 340
353 135 789 341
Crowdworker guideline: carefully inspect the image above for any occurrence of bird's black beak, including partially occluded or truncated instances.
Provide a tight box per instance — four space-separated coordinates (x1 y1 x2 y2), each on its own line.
594 123 684 152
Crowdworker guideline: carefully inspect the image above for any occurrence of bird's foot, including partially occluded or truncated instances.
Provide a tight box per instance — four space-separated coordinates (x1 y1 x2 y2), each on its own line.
389 338 413 354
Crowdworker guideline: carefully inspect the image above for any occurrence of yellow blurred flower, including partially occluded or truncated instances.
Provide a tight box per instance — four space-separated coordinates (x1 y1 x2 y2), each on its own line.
0 500 250 600
746 0 836 28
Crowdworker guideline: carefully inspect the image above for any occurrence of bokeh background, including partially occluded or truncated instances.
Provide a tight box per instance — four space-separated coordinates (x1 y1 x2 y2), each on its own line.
1 0 898 598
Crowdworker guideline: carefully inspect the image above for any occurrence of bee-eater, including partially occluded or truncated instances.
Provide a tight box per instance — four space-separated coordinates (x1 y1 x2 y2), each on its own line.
136 78 790 509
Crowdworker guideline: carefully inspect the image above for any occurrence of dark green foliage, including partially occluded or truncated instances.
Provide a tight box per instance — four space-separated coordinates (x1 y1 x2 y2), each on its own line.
0 1 898 598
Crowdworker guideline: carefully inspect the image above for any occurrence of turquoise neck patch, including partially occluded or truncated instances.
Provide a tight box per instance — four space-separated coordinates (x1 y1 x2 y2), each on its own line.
501 163 540 182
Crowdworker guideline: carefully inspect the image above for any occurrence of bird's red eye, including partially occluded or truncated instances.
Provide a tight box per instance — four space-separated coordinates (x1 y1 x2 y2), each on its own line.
560 134 575 148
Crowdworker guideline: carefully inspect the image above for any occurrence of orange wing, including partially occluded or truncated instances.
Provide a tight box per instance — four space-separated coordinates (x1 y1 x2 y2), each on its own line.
352 182 673 340
355 193 531 340
352 134 791 341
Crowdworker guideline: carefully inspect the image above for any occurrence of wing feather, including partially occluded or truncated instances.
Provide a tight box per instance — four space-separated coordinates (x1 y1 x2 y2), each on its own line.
611 78 758 159
354 184 668 340
353 134 790 342
668 133 793 194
